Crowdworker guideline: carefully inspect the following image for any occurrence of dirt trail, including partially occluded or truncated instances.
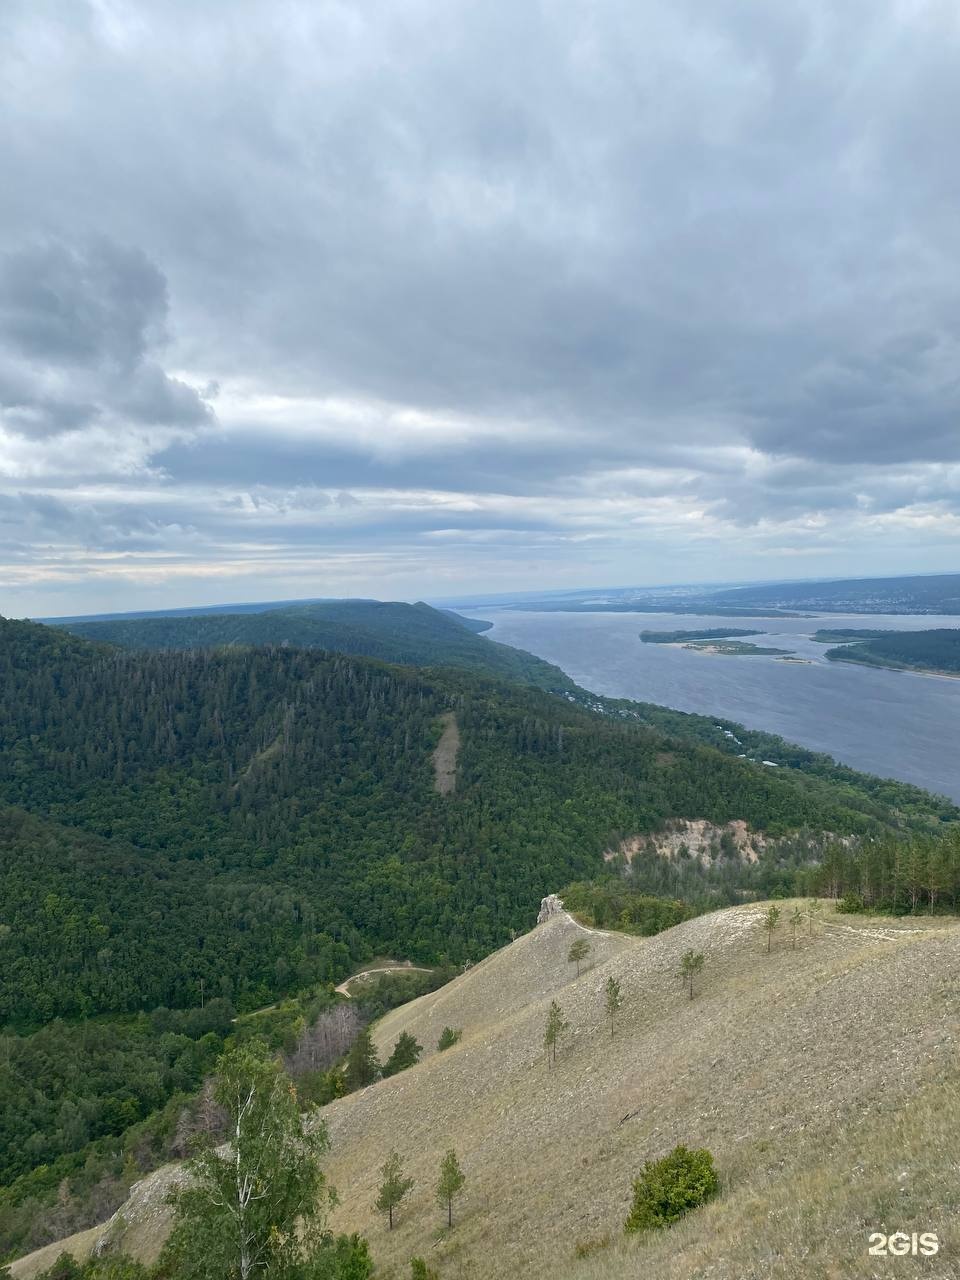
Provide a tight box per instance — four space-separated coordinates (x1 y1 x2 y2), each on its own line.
432 711 460 794
335 965 433 996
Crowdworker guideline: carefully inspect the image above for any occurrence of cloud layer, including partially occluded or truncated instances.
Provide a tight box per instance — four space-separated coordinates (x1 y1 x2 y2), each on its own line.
1 0 959 612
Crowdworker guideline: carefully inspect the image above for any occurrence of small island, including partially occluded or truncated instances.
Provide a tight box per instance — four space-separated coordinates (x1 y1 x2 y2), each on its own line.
641 628 764 644
640 627 793 657
683 639 795 656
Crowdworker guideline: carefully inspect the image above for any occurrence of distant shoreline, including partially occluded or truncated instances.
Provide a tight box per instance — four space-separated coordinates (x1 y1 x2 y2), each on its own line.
827 655 960 681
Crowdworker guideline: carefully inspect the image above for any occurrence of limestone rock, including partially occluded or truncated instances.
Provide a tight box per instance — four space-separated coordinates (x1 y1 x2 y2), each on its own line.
537 894 564 924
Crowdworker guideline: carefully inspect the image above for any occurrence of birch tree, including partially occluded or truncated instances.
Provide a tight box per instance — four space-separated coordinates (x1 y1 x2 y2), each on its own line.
165 1044 335 1280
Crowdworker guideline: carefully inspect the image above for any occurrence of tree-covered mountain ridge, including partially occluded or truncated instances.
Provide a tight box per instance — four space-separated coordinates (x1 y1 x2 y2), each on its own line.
2 613 953 1033
48 598 572 690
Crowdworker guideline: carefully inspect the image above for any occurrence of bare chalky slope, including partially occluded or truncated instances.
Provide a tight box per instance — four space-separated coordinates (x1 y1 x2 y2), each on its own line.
14 905 960 1280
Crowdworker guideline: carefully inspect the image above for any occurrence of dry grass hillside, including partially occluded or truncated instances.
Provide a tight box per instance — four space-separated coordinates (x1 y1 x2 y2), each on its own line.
14 903 960 1280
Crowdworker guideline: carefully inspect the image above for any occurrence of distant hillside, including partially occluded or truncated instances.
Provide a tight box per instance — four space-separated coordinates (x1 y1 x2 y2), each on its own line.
51 599 571 690
461 572 960 617
14 904 960 1280
711 572 960 615
823 627 960 675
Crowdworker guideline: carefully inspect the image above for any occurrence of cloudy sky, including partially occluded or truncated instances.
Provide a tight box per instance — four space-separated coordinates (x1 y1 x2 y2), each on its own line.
2 0 959 615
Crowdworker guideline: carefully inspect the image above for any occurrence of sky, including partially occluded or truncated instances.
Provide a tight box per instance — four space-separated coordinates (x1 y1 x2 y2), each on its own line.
2 0 960 616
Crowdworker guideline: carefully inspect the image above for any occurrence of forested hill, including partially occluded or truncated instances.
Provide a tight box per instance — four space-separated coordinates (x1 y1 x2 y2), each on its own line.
49 599 570 690
0 615 947 1029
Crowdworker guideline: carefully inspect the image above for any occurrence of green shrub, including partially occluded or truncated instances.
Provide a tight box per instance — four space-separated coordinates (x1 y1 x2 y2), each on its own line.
437 1026 462 1051
624 1145 719 1233
836 892 865 914
410 1259 439 1280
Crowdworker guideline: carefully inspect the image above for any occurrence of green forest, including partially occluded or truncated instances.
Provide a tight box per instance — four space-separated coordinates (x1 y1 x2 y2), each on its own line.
823 628 960 674
52 599 571 690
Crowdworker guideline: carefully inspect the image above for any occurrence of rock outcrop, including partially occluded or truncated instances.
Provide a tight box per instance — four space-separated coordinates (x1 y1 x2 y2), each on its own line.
537 893 564 924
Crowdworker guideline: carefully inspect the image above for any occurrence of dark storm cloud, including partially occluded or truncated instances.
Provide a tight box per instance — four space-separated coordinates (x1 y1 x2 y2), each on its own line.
1 0 959 610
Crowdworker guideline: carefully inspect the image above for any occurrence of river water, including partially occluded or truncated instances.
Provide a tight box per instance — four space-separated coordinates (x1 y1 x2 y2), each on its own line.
471 610 960 802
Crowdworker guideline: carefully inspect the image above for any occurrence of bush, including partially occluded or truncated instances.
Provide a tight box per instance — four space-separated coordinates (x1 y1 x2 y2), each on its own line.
624 1145 719 1233
410 1259 439 1280
836 892 865 914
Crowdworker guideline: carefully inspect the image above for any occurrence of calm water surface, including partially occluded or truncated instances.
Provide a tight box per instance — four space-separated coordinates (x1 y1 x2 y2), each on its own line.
473 610 960 802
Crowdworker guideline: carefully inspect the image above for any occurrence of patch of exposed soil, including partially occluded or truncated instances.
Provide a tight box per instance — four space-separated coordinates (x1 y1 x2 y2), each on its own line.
432 711 460 795
608 818 767 867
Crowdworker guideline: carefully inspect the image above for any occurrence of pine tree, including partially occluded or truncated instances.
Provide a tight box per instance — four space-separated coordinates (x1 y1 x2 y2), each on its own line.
435 1149 465 1228
382 1031 423 1078
345 1028 380 1090
437 1026 462 1051
568 937 590 977
789 905 803 949
679 949 704 999
604 975 622 1037
544 1000 568 1068
375 1150 414 1230
763 905 781 953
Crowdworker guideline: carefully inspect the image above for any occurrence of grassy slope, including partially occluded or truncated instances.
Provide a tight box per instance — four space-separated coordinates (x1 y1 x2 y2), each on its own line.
51 600 574 691
16 904 960 1280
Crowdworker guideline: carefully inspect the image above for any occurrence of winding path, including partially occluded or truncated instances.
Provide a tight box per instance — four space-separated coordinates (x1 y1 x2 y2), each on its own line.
335 965 434 996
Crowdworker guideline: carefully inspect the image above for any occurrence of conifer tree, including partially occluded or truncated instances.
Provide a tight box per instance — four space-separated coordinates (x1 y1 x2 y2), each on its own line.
435 1149 466 1227
345 1027 380 1090
375 1150 414 1230
544 1000 568 1068
789 905 804 949
382 1031 423 1078
437 1027 462 1051
568 937 590 977
604 975 622 1038
763 905 781 953
679 949 704 999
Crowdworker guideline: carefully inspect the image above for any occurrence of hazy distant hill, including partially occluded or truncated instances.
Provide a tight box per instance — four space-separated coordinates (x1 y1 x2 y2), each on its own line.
453 572 960 617
710 572 960 615
52 599 571 690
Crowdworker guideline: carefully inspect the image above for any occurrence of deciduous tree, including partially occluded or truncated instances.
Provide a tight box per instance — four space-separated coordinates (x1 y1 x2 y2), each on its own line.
164 1044 336 1280
568 937 590 977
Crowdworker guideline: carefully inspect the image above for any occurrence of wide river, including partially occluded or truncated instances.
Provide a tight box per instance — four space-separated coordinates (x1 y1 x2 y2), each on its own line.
470 610 960 802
